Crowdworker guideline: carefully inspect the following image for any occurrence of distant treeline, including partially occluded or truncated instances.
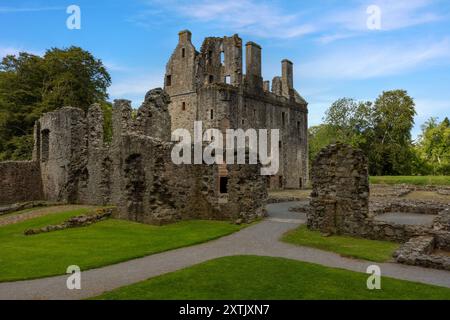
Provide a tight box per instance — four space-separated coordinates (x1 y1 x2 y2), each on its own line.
309 94 450 176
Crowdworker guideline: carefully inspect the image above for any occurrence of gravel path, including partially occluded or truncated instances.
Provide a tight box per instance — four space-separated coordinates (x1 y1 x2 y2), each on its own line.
0 201 449 300
0 205 95 227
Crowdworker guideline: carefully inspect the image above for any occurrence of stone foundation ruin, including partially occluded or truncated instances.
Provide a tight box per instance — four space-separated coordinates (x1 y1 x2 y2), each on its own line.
308 143 450 270
0 88 267 225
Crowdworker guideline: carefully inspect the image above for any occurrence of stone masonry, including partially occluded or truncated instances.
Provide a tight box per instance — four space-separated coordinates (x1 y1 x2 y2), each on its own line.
165 30 309 190
0 88 267 225
308 142 450 270
308 143 369 236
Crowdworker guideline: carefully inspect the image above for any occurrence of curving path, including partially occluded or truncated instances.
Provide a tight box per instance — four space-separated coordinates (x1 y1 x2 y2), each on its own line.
0 201 449 300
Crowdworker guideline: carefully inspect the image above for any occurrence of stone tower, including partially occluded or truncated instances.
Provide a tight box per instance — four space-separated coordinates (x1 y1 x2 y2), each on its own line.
164 30 309 190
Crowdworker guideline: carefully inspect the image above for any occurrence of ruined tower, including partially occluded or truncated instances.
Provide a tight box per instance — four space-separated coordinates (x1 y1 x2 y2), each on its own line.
164 30 309 189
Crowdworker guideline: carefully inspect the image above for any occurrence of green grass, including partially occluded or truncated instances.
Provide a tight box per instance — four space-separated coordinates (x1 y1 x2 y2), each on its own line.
370 176 450 186
94 256 450 300
0 208 246 282
282 225 399 262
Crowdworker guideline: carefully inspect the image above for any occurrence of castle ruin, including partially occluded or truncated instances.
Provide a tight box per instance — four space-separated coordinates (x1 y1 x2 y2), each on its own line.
0 30 309 224
0 88 267 224
165 30 309 190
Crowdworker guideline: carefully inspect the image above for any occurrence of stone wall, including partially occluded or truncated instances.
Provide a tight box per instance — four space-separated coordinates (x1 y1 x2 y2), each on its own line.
308 143 369 235
0 161 43 205
164 30 309 189
19 88 267 225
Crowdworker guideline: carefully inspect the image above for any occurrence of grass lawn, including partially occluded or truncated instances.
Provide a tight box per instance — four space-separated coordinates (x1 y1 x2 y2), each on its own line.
282 225 399 262
0 208 246 282
370 176 450 186
94 255 450 300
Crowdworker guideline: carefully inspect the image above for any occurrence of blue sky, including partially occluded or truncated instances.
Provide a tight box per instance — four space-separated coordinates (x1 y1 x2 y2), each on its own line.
1 0 450 139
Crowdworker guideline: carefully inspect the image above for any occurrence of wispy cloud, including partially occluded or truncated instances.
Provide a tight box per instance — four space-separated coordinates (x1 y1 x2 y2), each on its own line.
0 46 43 58
137 0 445 41
331 0 442 31
317 0 445 43
104 61 133 73
139 0 316 39
108 72 164 101
0 6 63 13
299 38 450 79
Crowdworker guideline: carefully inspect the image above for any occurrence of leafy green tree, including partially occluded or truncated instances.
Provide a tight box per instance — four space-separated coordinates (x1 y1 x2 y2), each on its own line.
415 117 450 175
308 124 335 164
324 98 374 147
310 91 418 176
309 98 374 165
0 47 111 160
370 90 416 175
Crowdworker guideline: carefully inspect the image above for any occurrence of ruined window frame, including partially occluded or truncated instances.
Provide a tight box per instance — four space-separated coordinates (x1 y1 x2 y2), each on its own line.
41 129 50 162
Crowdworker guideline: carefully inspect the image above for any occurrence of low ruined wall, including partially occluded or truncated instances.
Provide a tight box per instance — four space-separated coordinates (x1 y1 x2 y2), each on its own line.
308 143 369 235
0 161 43 205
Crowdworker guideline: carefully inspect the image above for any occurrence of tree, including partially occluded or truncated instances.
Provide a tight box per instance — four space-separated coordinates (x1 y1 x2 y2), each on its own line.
309 98 374 165
324 98 374 147
0 47 111 160
308 124 335 165
310 91 419 176
370 90 416 175
415 117 450 175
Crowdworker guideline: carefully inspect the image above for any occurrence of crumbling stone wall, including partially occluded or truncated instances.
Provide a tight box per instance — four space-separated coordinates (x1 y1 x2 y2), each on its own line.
6 88 267 225
37 107 87 203
0 161 43 205
308 142 450 271
308 143 369 235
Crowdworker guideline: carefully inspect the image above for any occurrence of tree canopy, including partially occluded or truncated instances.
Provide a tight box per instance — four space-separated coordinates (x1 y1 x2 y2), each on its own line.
0 47 111 160
308 90 440 176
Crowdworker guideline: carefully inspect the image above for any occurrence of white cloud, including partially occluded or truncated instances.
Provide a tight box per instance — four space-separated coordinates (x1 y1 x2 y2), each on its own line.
0 6 63 13
108 73 164 101
316 33 358 44
299 38 450 79
142 0 316 39
327 0 442 32
104 61 133 73
0 46 43 58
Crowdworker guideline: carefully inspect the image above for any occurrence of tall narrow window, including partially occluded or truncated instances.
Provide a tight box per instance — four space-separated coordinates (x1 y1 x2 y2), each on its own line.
181 48 185 58
224 75 231 84
182 102 186 111
41 129 50 162
166 75 172 86
282 112 286 127
297 121 301 134
220 51 225 64
207 50 213 65
219 176 228 194
209 75 214 84
210 109 214 120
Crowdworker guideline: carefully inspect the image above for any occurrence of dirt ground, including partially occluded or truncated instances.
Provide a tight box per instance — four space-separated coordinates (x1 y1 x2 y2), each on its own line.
269 186 450 204
0 205 95 227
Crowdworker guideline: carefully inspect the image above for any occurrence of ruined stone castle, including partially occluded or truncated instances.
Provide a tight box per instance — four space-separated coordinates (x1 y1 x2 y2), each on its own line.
165 30 309 190
0 88 267 224
0 30 308 224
